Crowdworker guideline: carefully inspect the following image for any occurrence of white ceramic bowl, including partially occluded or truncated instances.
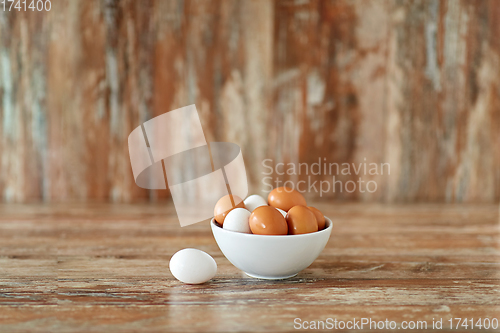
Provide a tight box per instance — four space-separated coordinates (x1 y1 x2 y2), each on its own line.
211 217 333 279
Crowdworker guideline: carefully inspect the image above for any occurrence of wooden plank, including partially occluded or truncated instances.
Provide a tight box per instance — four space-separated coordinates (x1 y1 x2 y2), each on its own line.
0 203 498 331
0 0 499 203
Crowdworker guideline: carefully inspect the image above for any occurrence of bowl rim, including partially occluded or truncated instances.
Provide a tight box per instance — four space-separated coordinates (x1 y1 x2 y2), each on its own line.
211 216 332 239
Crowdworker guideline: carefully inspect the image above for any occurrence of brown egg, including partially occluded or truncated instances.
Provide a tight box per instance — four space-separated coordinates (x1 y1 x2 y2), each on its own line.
268 187 306 212
249 206 288 235
308 206 326 230
286 205 318 235
214 195 245 225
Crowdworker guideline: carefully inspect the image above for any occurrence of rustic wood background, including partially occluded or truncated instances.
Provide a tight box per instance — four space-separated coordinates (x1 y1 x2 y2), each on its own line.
0 0 499 203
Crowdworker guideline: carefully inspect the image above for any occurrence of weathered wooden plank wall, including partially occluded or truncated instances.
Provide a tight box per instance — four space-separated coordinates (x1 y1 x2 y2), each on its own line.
0 0 498 203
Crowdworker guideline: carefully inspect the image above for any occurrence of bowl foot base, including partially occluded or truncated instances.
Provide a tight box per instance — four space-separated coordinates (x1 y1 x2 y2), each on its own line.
244 272 298 280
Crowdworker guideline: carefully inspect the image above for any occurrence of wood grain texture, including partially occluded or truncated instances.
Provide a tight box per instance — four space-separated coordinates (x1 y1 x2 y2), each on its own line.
0 0 499 203
0 203 499 332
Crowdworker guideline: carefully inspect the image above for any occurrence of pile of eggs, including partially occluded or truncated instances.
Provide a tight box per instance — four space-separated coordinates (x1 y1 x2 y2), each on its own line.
214 187 325 235
170 187 326 284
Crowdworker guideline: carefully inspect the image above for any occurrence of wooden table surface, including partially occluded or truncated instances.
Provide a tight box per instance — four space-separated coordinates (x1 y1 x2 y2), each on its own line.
0 203 499 332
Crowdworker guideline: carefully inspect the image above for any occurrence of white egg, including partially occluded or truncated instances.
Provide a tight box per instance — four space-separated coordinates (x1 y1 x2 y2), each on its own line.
169 248 217 284
244 194 268 212
223 208 251 233
276 208 287 218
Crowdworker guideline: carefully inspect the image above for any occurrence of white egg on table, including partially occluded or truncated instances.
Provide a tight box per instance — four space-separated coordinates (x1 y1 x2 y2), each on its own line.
223 208 251 233
169 248 217 284
276 207 287 218
243 194 268 212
